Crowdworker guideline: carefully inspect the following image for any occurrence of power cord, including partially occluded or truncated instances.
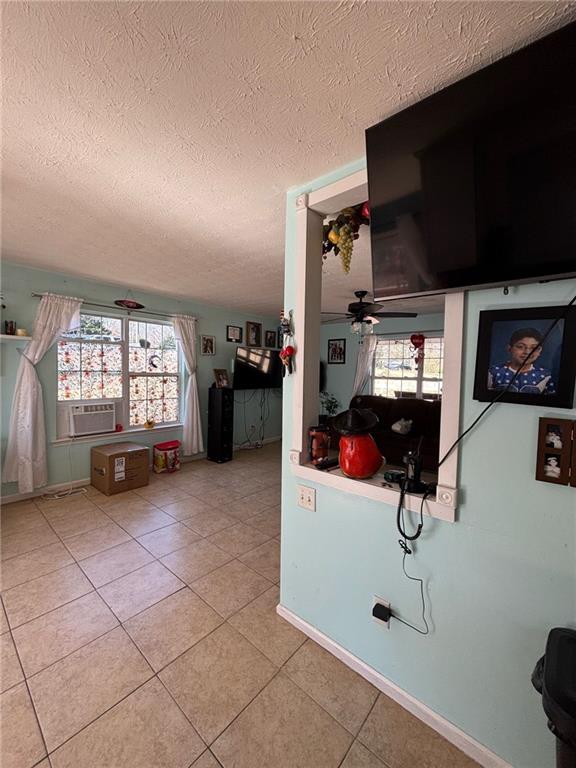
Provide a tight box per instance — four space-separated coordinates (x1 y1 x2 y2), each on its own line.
41 435 88 500
388 290 576 637
392 489 430 635
438 291 576 468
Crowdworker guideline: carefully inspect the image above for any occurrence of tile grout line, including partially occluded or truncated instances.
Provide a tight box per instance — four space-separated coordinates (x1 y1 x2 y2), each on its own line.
3 581 96 633
335 692 385 768
202 623 338 755
43 673 166 759
3 460 281 678
30 622 157 749
5 597 56 767
34 517 280 758
5 530 271 642
4 529 276 641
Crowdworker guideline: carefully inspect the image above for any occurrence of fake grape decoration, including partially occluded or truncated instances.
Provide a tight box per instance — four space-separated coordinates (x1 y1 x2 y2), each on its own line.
322 202 370 274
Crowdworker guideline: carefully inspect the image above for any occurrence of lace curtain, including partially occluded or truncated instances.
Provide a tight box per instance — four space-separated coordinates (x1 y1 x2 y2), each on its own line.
173 314 204 455
3 293 82 493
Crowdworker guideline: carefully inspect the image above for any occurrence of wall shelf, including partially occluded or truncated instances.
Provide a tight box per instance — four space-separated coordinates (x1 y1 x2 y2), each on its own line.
0 334 31 341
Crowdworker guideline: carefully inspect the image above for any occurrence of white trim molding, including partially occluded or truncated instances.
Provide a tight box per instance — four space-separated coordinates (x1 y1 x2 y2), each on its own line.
1 477 92 505
289 167 464 522
277 604 512 768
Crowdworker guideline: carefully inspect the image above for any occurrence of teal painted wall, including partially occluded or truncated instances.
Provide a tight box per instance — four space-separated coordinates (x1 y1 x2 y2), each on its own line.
281 160 576 768
320 314 444 412
1 262 282 496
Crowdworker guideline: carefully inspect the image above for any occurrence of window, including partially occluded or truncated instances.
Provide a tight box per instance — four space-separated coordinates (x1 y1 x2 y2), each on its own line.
372 336 444 400
58 314 123 401
57 313 180 430
128 321 179 426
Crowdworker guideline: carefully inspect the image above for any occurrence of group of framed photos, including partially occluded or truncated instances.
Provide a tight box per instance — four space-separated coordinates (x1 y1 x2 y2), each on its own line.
200 323 281 356
535 417 575 486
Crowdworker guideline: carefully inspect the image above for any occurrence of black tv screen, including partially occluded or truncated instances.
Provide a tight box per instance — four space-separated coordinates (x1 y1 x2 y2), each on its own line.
233 347 282 390
366 23 576 301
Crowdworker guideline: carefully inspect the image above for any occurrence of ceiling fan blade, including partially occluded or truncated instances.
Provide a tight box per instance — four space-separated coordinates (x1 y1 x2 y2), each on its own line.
372 312 418 318
320 312 351 316
321 317 354 325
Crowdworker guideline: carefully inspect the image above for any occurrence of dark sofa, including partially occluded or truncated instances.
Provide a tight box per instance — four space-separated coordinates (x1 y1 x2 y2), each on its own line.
347 395 441 471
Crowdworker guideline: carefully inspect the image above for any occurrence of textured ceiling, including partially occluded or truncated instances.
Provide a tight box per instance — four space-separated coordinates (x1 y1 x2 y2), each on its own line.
2 2 575 315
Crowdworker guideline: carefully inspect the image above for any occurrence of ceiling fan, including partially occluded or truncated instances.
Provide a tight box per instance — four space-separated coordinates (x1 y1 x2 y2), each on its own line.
322 290 417 326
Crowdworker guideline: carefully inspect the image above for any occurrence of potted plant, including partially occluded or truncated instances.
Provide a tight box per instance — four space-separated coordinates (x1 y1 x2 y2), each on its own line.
319 391 340 425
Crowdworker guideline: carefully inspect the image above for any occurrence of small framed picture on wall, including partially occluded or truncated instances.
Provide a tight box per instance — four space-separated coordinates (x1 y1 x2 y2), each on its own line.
535 417 573 485
213 369 230 388
226 325 243 343
265 330 277 348
328 338 346 364
246 321 262 347
200 335 215 355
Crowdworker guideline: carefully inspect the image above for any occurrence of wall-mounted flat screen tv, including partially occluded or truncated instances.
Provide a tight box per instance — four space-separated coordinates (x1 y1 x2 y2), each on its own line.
366 22 576 301
233 347 282 390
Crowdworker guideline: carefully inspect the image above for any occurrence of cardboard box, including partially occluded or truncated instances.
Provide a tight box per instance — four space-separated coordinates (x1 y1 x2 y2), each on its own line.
91 442 149 496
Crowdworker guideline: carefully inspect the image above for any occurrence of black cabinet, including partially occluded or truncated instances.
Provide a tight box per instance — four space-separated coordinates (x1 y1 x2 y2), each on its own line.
207 387 234 463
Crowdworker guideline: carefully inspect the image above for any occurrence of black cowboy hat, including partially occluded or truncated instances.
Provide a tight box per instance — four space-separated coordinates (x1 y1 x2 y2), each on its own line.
332 408 379 435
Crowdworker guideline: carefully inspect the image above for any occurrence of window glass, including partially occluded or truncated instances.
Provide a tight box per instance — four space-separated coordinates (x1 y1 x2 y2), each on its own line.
373 336 444 400
57 315 123 401
57 315 180 429
128 320 179 426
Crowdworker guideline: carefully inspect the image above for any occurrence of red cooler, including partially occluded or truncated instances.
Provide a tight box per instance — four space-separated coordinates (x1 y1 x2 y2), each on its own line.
153 440 181 474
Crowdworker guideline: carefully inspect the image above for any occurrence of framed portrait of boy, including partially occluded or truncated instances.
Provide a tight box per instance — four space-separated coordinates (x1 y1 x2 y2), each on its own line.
226 325 242 343
473 306 576 408
200 335 216 356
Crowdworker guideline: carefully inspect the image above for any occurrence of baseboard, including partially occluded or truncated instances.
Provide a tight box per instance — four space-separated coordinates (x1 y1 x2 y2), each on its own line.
262 435 282 445
233 435 282 451
276 604 512 768
1 477 92 505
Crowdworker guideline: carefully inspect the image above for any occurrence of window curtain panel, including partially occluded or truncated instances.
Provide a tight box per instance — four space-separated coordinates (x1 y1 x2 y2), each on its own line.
173 314 204 455
3 293 82 493
352 333 378 398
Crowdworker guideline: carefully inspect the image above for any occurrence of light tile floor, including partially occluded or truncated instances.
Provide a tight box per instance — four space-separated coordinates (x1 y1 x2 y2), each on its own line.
1 443 478 768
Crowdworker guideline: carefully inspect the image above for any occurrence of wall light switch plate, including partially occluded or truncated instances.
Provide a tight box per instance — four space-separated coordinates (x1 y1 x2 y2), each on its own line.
297 485 316 511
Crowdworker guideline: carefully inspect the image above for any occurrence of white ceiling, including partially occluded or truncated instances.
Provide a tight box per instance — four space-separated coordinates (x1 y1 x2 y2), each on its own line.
2 2 574 315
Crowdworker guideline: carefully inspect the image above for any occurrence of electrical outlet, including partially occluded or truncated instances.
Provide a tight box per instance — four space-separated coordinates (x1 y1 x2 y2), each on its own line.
372 596 391 629
297 484 316 511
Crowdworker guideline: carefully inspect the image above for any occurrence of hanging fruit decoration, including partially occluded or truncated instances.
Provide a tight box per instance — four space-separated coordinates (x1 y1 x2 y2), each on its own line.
322 201 370 275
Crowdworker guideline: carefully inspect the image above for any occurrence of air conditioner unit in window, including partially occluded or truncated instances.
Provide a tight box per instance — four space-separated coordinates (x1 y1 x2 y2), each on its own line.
69 402 116 437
